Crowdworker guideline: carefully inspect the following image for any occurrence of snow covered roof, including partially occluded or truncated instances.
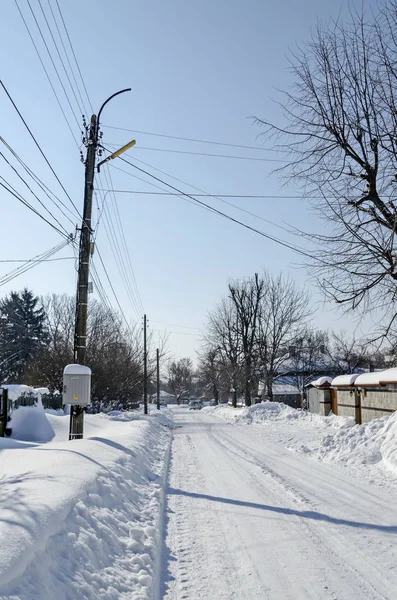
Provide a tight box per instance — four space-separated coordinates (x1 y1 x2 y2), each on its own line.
354 372 383 386
272 384 301 395
378 368 397 385
331 374 359 387
310 376 333 388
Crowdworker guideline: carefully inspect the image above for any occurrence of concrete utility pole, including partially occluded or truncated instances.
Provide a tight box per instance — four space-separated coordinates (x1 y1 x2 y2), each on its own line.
69 114 96 441
69 88 134 441
156 348 160 410
143 314 148 415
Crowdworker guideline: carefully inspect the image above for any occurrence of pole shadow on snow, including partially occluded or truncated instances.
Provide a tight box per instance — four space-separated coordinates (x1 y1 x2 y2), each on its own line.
168 488 397 534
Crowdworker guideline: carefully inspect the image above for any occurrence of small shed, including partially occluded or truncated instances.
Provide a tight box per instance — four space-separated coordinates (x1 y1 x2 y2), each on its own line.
306 376 333 415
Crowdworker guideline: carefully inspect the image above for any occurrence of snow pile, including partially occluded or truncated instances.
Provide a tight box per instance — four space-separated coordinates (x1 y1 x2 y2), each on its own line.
299 411 397 473
0 410 172 599
204 402 309 424
10 405 56 442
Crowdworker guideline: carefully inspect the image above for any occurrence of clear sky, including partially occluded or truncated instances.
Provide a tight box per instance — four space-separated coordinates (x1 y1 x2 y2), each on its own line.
0 0 378 363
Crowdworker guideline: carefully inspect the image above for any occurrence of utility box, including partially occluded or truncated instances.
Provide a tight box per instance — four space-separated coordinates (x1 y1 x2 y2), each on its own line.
63 364 92 406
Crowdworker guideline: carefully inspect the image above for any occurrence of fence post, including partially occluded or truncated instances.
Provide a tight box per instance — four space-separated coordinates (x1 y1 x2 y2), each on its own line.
1 388 8 437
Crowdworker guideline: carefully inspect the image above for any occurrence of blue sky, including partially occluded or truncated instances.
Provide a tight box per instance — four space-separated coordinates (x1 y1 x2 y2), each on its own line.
0 0 376 362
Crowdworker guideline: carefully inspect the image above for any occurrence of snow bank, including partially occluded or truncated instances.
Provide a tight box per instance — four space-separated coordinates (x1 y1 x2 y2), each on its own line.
10 405 55 442
203 403 355 430
302 412 397 474
205 402 310 424
0 410 173 599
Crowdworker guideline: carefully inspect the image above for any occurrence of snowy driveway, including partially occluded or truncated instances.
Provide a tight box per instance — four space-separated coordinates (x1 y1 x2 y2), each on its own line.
162 406 397 600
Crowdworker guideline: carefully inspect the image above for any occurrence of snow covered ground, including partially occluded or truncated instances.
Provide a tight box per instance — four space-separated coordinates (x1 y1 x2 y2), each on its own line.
163 405 397 599
2 401 397 599
0 405 172 599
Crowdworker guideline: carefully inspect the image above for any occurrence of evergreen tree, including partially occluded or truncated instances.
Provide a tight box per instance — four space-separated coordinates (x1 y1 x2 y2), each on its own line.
0 289 48 382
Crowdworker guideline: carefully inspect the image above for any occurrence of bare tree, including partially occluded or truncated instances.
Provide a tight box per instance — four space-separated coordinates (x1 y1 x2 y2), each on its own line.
167 357 194 404
205 298 243 407
229 273 265 406
258 272 311 400
256 3 397 339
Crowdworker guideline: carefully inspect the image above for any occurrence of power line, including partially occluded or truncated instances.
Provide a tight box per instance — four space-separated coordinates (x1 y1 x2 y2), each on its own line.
108 143 286 163
108 155 295 235
54 0 93 113
95 246 136 331
37 0 84 116
0 148 72 235
102 125 277 153
0 257 74 263
12 0 80 148
151 320 201 331
0 136 80 224
0 80 82 218
111 153 318 261
0 240 70 286
95 190 307 199
105 166 145 314
0 178 73 240
95 170 144 318
24 0 81 130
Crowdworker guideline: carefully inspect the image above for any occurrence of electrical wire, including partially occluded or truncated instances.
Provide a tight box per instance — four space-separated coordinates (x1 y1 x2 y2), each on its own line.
0 136 80 224
0 240 70 286
108 156 295 235
107 152 316 260
37 0 84 117
0 80 82 218
104 166 144 314
102 125 278 153
13 0 80 147
0 178 73 240
24 0 81 130
54 0 93 113
95 171 143 319
0 148 73 235
108 143 286 163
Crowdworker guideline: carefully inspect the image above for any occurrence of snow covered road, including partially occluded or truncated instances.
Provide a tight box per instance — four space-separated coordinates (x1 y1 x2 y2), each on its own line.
162 406 397 600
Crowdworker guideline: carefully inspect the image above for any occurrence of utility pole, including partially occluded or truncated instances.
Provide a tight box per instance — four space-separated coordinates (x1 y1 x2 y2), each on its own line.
68 88 134 441
144 314 148 414
156 347 160 410
69 114 96 441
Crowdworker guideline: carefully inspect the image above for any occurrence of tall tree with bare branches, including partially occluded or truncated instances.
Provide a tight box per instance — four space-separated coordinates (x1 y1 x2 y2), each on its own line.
256 2 397 340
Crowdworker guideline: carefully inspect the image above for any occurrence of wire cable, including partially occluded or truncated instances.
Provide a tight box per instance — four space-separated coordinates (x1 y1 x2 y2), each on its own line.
0 136 80 224
0 148 73 235
102 125 278 153
13 0 80 147
0 80 82 218
107 152 316 260
54 0 93 113
0 178 72 240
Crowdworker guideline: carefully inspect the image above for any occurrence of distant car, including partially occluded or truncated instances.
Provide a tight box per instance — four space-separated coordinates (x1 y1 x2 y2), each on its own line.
189 400 203 410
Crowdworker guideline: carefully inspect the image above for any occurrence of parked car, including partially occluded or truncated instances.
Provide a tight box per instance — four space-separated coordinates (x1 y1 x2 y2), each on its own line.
189 399 203 410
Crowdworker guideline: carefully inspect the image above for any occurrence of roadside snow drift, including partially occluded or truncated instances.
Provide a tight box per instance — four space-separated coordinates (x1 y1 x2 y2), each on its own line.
0 410 172 600
203 401 354 428
302 411 397 473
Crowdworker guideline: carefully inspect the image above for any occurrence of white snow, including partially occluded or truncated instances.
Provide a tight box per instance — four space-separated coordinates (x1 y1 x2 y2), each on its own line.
3 396 397 599
0 407 172 599
310 375 333 387
63 363 92 375
331 373 360 386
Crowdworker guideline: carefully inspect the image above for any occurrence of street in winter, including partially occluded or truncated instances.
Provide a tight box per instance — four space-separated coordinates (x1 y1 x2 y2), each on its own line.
1 400 397 599
2 0 397 598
